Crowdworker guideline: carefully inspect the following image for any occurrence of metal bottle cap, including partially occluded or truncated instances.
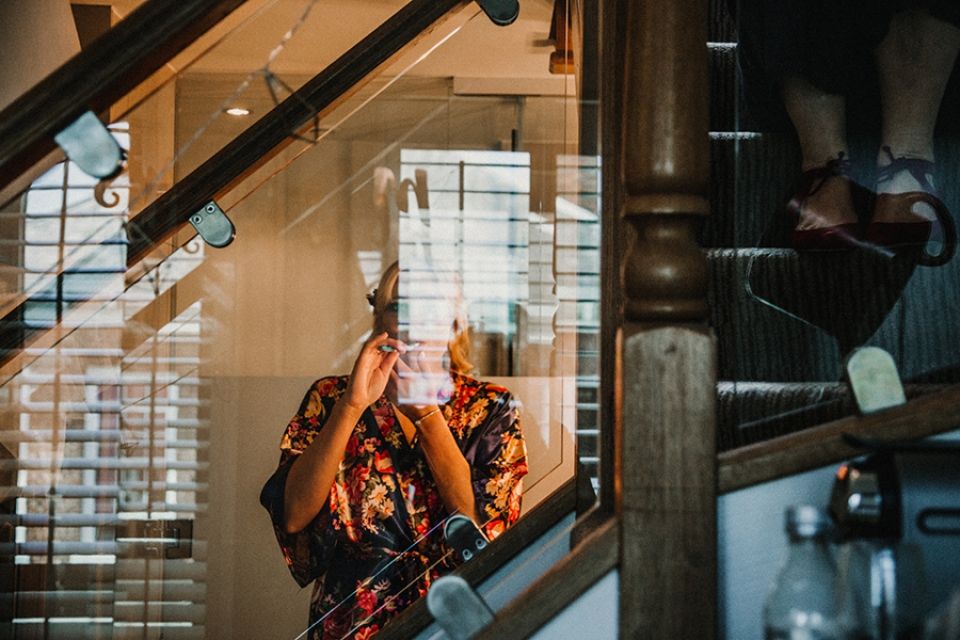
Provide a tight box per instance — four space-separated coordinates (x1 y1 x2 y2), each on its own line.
785 504 832 539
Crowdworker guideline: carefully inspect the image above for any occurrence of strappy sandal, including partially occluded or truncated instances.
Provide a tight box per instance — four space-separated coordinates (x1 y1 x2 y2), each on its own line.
788 152 868 252
868 146 956 267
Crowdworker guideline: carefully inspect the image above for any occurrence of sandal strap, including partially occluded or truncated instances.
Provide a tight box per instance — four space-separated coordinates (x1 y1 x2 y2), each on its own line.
876 146 937 196
795 152 853 200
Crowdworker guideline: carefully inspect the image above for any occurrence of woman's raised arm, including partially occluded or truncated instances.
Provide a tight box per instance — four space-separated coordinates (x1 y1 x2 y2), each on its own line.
282 333 399 533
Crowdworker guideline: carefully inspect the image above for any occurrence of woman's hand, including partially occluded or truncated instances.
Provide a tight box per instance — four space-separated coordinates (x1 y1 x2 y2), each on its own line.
386 339 448 420
342 332 401 411
283 333 399 534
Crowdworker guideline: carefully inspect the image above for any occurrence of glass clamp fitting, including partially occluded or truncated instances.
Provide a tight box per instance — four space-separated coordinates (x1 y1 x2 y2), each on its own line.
190 201 237 248
54 110 126 180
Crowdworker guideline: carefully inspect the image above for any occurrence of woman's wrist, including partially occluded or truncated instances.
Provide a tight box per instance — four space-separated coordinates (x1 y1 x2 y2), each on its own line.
336 396 368 422
413 406 442 430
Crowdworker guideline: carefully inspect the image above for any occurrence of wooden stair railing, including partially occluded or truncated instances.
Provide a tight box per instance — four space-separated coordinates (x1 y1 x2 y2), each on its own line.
474 518 619 640
471 0 960 633
467 385 960 640
0 0 250 195
501 0 717 634
719 382 960 494
376 479 579 640
617 0 715 637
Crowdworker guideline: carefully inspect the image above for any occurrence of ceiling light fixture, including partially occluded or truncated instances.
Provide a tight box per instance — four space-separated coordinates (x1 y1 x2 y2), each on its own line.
226 107 250 116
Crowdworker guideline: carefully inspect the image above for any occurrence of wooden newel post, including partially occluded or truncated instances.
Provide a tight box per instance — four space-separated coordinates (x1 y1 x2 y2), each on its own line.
616 0 717 637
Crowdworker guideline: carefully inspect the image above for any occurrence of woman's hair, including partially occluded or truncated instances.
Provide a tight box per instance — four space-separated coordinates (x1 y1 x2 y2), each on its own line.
370 261 473 374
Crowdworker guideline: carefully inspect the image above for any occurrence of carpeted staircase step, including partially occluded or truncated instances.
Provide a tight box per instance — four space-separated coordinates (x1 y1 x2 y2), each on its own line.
716 381 951 452
704 132 800 249
708 247 960 382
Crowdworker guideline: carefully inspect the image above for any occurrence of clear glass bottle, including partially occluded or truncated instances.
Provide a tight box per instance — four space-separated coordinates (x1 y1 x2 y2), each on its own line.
764 505 851 640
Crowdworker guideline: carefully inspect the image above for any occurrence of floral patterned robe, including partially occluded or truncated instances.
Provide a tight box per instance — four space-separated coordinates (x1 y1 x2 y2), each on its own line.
260 371 527 640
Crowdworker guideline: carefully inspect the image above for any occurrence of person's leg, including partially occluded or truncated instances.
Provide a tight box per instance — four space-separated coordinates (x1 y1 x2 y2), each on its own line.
869 7 960 262
875 7 960 196
781 77 859 231
782 78 849 172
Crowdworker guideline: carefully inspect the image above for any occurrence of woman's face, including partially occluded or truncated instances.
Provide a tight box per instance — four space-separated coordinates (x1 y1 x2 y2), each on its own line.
381 278 453 352
381 279 402 340
382 279 453 406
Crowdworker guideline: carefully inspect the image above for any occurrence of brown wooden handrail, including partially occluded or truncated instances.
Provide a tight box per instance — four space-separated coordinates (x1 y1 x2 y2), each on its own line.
0 0 249 194
473 517 618 640
718 383 960 494
125 0 470 268
375 478 578 640
447 386 960 640
378 337 960 640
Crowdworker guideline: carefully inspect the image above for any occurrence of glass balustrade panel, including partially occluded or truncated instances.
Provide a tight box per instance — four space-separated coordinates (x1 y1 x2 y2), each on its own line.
0 0 431 314
0 2 601 638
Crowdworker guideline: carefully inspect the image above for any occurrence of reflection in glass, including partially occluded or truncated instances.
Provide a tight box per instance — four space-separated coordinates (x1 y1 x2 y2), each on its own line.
396 149 532 374
0 1 599 637
0 298 204 637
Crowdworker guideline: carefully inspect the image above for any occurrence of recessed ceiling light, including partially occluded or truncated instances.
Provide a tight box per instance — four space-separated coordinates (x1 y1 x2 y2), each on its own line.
226 108 250 116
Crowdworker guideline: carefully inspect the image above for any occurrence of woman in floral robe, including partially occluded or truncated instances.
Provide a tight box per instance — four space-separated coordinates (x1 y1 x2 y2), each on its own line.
260 262 527 640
